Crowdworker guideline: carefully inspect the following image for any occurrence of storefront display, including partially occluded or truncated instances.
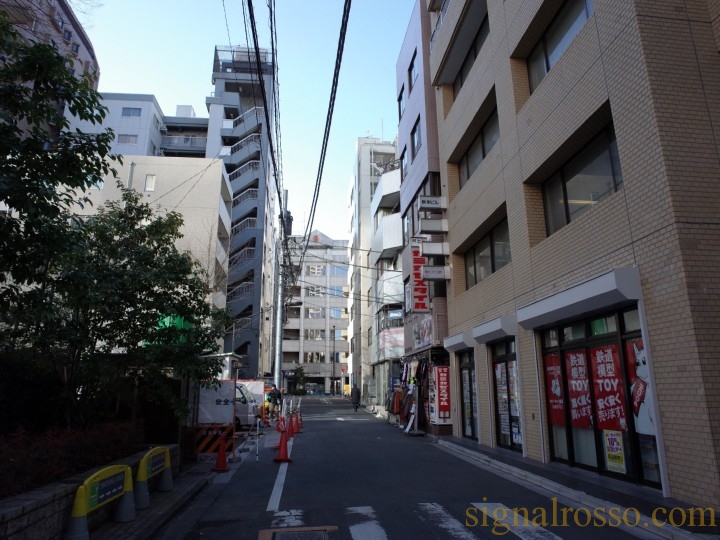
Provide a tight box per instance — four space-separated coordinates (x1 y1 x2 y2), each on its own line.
542 307 660 486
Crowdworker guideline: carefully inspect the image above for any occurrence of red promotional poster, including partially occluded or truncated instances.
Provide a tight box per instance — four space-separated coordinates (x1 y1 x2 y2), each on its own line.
564 350 592 428
544 354 565 426
590 344 628 432
436 366 451 414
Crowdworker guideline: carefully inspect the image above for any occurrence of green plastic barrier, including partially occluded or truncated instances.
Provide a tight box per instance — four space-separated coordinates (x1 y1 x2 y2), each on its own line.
65 464 135 540
134 446 173 510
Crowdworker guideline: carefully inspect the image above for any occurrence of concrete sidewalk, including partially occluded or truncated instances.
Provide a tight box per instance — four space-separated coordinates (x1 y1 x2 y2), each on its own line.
90 426 279 540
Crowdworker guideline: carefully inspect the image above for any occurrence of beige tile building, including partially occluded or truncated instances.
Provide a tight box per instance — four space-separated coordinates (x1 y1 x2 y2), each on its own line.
420 0 720 507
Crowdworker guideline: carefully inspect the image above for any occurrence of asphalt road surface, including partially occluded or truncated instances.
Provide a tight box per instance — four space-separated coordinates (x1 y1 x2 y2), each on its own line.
155 396 647 540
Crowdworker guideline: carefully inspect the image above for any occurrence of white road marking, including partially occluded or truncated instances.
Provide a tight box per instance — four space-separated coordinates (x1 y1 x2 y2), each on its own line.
472 502 562 539
418 502 478 539
347 506 388 540
271 509 304 528
266 439 293 512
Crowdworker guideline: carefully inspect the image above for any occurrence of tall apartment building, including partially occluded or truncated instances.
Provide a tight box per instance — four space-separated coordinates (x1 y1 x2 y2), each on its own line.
411 0 720 507
348 137 397 397
2 0 99 90
283 232 350 395
68 45 278 380
206 46 277 379
368 160 404 408
395 1 451 435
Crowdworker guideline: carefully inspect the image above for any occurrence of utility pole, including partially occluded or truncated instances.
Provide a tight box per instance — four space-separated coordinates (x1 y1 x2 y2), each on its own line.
332 324 336 396
273 191 288 389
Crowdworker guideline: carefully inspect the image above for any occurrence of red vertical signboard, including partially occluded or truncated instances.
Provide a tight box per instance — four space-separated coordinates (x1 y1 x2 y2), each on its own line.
411 242 429 312
590 344 628 431
564 350 591 428
436 366 450 418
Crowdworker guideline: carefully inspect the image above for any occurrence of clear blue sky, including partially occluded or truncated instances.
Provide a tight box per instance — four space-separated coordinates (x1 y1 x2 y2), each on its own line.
78 0 416 240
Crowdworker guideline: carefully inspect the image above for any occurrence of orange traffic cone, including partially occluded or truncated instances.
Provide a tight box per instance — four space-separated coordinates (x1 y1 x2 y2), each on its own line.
286 413 295 438
273 430 292 463
276 416 285 432
293 411 301 433
298 410 304 428
213 437 229 472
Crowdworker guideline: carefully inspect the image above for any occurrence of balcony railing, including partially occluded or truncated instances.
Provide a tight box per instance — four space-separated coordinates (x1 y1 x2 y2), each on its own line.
228 160 260 183
160 135 207 148
232 188 259 208
231 217 257 236
227 281 254 302
220 133 261 158
229 246 256 268
232 107 264 129
231 316 253 331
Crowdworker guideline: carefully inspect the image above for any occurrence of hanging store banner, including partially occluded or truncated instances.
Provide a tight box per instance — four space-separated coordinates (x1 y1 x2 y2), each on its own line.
410 241 429 312
590 344 628 432
564 349 592 429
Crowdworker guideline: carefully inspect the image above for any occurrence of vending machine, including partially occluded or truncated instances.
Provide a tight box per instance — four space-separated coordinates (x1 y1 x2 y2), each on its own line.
428 365 451 425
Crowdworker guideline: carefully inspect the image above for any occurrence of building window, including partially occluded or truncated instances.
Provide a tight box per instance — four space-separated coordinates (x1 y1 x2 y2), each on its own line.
400 149 408 180
464 218 511 289
330 264 348 277
453 16 490 98
305 307 326 319
305 329 325 340
144 174 156 192
458 109 499 188
62 29 72 41
411 116 422 159
328 286 344 297
117 134 138 144
70 42 80 54
305 352 325 363
121 107 142 117
330 307 346 319
306 286 324 297
408 50 418 92
528 0 594 93
397 86 405 119
543 126 622 235
307 264 326 277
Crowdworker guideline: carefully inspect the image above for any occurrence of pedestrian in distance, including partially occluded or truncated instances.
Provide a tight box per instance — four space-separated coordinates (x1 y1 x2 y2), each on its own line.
269 384 281 420
351 383 361 412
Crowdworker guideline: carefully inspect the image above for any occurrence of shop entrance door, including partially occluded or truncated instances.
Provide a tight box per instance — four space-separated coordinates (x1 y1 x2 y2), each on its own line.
459 350 476 440
492 340 522 451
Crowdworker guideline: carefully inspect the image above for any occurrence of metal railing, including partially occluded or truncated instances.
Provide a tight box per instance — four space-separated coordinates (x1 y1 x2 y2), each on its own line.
228 160 260 183
230 217 257 236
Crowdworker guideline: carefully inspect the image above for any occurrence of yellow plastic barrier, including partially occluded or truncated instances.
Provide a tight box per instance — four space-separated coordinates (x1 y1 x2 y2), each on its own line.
134 446 173 509
65 464 135 540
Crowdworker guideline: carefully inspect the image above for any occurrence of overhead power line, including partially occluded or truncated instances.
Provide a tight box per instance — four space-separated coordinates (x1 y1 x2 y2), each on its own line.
298 0 352 271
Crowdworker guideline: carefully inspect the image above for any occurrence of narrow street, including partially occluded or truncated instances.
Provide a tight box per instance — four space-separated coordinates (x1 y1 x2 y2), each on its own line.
154 396 647 540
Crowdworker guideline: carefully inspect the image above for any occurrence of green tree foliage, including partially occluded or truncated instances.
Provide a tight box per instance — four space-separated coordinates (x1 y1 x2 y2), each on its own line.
0 12 116 301
3 182 230 429
0 13 229 430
